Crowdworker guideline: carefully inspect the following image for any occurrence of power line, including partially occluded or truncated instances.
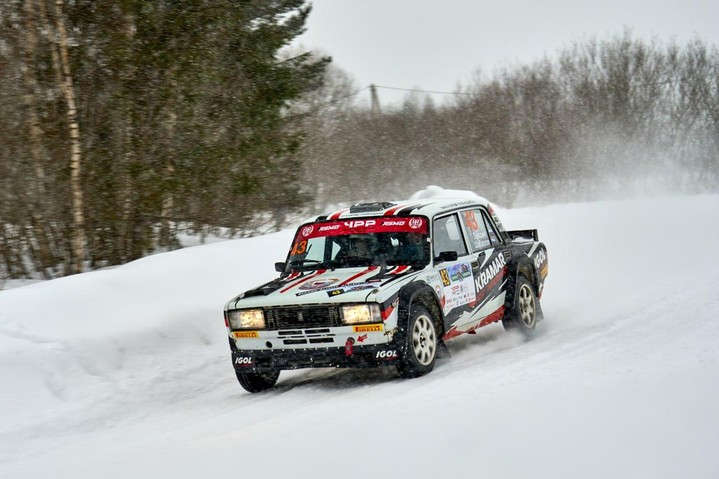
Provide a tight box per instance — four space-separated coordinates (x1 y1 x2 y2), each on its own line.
371 84 473 96
332 84 473 102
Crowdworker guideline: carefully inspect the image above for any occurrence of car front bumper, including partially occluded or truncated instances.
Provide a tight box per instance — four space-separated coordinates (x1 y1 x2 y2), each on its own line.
230 339 403 372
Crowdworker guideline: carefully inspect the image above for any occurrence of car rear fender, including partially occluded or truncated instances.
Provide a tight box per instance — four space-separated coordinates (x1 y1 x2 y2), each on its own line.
506 252 544 320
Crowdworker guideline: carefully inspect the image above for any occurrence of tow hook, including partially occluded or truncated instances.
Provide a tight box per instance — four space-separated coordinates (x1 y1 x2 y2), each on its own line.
344 337 355 356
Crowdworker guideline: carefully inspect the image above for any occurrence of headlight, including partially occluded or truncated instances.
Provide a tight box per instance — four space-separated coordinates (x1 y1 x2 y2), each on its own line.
227 309 265 330
340 303 382 325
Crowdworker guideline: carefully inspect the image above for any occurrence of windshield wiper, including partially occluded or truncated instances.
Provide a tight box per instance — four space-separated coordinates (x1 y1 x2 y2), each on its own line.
288 259 336 271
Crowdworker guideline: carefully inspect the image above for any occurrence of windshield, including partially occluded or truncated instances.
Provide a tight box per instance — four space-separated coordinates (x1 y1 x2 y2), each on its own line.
285 216 429 271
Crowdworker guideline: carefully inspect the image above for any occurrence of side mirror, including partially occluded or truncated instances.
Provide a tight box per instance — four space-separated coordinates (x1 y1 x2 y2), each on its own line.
274 262 286 273
434 251 458 264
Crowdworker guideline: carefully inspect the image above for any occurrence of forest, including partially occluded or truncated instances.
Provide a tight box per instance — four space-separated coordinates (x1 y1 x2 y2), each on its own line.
1 0 718 279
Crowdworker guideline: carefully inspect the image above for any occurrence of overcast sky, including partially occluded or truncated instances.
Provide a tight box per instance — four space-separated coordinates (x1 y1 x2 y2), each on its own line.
295 0 719 108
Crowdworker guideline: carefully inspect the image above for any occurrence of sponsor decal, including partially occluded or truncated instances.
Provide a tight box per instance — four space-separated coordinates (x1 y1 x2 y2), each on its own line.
409 217 423 229
439 269 451 287
533 248 547 269
353 324 384 333
449 262 472 282
475 254 507 292
280 268 327 293
232 331 259 338
234 356 253 366
425 273 440 283
439 200 475 211
344 219 376 228
437 261 476 313
326 283 376 297
376 350 398 359
298 278 339 291
296 217 428 239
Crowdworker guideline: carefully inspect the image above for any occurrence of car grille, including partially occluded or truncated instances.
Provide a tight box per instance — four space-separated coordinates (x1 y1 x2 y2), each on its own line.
265 306 341 330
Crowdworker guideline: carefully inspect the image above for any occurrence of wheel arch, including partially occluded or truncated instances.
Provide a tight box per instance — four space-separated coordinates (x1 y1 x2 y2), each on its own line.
506 253 544 322
510 254 540 295
397 281 445 342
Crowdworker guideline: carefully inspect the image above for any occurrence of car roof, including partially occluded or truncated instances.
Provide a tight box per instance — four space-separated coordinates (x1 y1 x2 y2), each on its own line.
305 196 493 223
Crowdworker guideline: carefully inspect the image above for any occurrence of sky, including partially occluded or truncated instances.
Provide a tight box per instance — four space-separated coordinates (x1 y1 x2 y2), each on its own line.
295 0 719 107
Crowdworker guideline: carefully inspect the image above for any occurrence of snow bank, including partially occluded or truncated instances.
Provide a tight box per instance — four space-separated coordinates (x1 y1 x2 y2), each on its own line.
1 191 719 478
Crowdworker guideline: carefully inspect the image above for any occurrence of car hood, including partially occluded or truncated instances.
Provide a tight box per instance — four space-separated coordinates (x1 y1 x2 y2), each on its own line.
226 265 424 309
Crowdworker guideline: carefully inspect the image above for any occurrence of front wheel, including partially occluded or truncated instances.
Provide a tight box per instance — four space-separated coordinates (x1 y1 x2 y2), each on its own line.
503 275 539 335
398 304 438 378
236 370 280 393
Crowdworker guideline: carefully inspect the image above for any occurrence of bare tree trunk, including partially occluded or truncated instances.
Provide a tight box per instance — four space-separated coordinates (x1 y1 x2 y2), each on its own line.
22 1 45 189
159 110 177 248
53 0 86 274
20 0 57 278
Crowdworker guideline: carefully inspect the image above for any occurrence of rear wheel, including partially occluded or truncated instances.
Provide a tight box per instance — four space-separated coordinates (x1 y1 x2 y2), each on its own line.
236 370 280 393
503 275 538 335
398 304 438 378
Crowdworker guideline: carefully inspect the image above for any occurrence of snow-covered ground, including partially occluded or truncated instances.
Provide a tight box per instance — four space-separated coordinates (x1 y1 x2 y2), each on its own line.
1 189 718 478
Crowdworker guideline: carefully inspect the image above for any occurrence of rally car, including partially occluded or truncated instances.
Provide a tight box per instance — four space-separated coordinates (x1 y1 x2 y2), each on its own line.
224 197 548 392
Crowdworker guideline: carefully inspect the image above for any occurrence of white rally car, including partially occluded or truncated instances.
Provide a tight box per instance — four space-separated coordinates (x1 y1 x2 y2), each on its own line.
224 197 548 392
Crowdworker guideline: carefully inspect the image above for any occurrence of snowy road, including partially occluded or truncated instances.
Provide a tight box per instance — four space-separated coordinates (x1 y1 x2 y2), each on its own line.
1 193 718 478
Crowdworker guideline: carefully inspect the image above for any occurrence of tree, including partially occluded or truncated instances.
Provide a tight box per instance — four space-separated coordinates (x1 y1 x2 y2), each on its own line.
0 0 330 278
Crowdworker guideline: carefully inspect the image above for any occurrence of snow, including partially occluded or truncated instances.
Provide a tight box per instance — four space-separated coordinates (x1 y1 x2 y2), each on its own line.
1 189 719 478
409 184 485 201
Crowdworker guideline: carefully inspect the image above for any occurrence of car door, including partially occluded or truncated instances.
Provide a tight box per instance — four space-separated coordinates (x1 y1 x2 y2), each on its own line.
457 207 512 327
430 213 476 332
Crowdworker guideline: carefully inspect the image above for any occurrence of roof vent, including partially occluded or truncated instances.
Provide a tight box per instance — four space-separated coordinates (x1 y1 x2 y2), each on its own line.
348 202 396 214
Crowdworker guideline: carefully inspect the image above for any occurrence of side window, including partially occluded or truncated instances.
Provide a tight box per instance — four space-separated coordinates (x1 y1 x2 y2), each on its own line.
460 209 492 252
481 211 502 246
432 214 468 257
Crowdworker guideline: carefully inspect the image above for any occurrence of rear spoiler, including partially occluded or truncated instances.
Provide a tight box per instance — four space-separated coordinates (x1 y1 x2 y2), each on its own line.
507 229 538 242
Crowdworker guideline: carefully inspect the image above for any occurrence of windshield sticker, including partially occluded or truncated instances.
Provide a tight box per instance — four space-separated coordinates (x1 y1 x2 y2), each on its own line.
440 262 476 312
297 216 428 239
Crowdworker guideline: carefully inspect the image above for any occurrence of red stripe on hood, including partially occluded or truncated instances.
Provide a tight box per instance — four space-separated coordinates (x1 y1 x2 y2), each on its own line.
391 265 410 274
339 266 378 286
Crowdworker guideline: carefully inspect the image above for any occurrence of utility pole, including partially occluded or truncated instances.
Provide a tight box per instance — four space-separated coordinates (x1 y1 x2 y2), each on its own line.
370 84 381 114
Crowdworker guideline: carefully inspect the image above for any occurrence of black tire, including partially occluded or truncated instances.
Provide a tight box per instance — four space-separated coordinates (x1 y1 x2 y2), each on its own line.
236 370 280 393
398 304 438 378
503 274 539 335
